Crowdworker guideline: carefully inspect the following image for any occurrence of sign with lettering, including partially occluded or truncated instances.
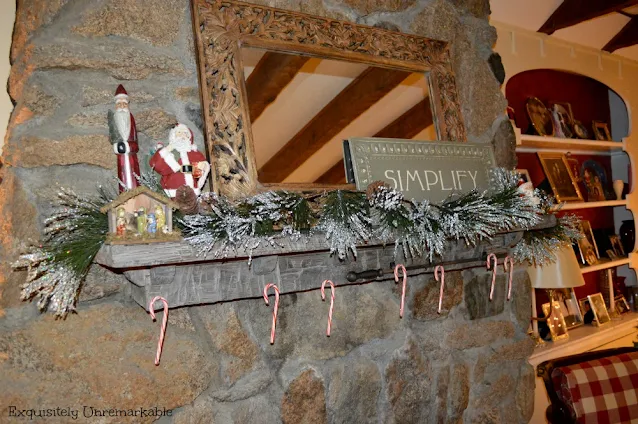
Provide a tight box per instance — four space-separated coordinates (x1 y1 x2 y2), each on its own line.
343 138 495 203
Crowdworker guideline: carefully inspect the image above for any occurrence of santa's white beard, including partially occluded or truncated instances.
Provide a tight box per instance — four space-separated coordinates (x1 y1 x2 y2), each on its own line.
114 108 131 141
170 134 192 154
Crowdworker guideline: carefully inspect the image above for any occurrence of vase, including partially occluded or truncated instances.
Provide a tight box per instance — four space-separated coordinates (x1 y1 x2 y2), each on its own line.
619 220 635 255
613 180 624 200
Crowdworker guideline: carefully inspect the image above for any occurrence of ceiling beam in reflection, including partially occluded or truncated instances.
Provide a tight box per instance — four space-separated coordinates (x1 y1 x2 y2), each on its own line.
314 97 433 184
259 67 411 183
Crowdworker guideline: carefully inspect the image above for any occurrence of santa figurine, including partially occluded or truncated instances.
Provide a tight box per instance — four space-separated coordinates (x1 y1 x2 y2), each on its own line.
108 85 141 192
149 123 210 198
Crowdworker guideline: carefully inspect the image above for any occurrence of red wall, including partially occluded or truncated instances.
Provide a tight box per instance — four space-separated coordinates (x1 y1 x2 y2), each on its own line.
506 69 611 135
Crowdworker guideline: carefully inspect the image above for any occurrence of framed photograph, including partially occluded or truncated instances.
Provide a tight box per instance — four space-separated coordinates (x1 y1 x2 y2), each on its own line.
516 169 531 184
550 104 573 138
537 152 584 202
588 293 611 326
553 289 584 329
615 295 630 314
579 298 596 324
526 97 554 136
581 160 610 201
607 249 618 260
609 235 625 257
542 301 570 341
592 121 612 141
577 220 600 265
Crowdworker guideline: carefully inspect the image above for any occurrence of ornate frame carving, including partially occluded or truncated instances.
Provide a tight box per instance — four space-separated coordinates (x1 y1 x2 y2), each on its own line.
191 0 467 199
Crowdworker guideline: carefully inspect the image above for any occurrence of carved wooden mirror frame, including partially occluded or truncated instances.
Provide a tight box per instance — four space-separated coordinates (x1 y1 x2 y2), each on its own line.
191 0 467 199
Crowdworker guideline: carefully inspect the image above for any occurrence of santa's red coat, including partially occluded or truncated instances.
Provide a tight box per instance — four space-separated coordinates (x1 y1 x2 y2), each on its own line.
114 113 141 192
149 147 207 197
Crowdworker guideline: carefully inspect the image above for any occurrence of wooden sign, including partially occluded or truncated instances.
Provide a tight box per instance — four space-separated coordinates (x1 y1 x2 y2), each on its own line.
344 138 496 203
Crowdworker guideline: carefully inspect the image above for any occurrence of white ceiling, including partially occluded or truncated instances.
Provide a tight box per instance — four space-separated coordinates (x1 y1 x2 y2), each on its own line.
242 48 434 183
490 0 638 61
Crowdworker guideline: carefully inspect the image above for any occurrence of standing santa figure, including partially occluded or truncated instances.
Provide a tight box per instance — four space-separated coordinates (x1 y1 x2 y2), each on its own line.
149 123 210 198
108 85 141 192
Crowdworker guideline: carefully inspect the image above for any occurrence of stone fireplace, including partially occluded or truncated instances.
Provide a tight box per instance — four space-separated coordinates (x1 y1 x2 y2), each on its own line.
0 0 534 423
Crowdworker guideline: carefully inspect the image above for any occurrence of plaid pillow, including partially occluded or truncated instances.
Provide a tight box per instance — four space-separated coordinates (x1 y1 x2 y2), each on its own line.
551 352 638 424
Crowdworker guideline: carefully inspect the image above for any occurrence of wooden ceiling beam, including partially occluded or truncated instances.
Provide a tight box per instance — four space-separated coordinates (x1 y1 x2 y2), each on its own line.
258 67 411 183
538 0 638 35
603 17 638 52
245 52 310 122
314 97 433 184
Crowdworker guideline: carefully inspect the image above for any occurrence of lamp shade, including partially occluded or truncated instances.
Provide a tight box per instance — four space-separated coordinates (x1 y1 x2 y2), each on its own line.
527 245 585 289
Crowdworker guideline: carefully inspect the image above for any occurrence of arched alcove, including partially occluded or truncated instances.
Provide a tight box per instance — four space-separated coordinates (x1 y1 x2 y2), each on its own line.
505 69 629 140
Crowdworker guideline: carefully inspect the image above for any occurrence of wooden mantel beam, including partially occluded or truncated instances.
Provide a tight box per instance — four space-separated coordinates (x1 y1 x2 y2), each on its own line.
258 67 411 183
604 17 638 52
245 52 310 122
538 0 638 35
314 97 433 184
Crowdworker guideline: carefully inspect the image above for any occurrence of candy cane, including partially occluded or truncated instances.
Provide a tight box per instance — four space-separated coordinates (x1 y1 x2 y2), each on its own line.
486 253 498 301
504 256 515 301
263 283 280 344
149 296 169 366
394 264 408 318
435 265 445 314
321 280 336 336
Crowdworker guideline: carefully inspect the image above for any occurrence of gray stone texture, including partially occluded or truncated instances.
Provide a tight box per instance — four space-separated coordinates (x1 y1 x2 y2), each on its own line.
0 0 531 422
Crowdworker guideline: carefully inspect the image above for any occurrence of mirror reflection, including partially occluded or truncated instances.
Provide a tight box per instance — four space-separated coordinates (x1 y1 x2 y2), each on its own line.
241 47 436 184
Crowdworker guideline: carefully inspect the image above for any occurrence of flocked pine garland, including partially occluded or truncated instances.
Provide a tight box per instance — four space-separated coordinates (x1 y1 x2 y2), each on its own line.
12 168 579 317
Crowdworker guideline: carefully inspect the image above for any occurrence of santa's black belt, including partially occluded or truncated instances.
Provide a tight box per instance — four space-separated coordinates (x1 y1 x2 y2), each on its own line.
181 164 193 173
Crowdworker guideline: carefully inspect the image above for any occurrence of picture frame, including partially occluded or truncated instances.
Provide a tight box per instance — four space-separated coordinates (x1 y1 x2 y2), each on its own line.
516 169 531 184
542 301 570 341
579 297 596 324
609 234 625 257
553 289 584 329
615 295 631 314
577 220 600 265
537 152 584 202
550 103 573 139
592 121 612 141
607 249 618 260
588 293 611 326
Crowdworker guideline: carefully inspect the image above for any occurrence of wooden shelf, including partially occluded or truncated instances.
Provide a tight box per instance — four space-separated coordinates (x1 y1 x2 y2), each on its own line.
580 257 631 274
553 200 627 211
516 134 624 153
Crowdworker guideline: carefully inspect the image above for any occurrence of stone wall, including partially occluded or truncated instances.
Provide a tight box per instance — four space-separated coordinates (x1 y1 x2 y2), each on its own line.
0 1 531 423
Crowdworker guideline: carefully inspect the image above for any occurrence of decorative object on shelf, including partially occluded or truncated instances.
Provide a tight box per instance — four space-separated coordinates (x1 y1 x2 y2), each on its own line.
542 301 570 341
12 169 580 317
516 169 531 184
613 179 624 200
537 152 583 202
587 293 611 326
580 160 610 201
592 121 612 141
149 123 211 198
149 296 169 366
320 280 336 336
108 85 141 192
565 153 582 184
527 245 585 339
550 104 573 138
263 283 280 344
607 249 618 260
555 288 584 329
100 186 180 244
577 220 600 265
435 265 445 314
615 295 631 314
619 219 635 256
394 264 408 318
598 268 612 309
526 97 554 136
487 253 498 301
609 234 626 257
579 298 595 324
572 120 590 139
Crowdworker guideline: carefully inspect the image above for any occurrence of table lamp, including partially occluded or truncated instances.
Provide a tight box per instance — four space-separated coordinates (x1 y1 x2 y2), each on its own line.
527 245 585 342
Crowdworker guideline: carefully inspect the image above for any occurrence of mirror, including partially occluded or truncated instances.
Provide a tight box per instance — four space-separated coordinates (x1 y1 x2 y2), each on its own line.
241 47 437 185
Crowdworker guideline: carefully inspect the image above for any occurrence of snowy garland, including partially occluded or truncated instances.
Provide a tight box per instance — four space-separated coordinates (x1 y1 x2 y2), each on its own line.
12 168 579 317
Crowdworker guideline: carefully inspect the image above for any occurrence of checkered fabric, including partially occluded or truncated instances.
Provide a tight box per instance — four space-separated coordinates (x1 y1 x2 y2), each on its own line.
551 351 638 424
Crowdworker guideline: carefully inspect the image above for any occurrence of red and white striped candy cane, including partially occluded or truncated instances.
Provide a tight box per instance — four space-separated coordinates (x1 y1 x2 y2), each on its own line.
263 283 280 344
504 256 515 301
394 264 407 318
435 265 445 314
149 296 169 366
486 253 498 301
321 280 336 336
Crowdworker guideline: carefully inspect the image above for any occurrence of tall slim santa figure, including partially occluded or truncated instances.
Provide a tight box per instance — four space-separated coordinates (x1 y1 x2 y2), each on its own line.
108 85 141 192
149 123 210 198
